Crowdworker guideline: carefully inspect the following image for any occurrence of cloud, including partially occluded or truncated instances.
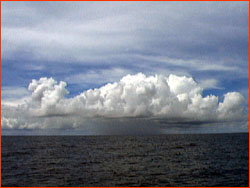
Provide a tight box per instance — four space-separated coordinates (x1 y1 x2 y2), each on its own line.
27 77 69 116
218 92 245 120
2 86 29 99
2 2 248 74
1 86 30 107
2 2 248 109
65 68 133 85
1 73 247 130
134 55 240 72
199 79 222 90
1 2 248 135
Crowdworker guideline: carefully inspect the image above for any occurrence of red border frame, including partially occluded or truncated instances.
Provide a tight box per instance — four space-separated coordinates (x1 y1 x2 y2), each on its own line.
0 1 249 188
1 1 2 188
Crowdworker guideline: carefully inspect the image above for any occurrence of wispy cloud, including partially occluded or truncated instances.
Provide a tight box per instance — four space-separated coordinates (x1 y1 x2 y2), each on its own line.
199 79 223 90
2 2 248 66
134 55 241 72
1 86 30 107
65 68 133 85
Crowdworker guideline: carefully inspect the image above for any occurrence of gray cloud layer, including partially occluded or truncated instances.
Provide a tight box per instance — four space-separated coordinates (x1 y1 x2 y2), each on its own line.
2 2 249 74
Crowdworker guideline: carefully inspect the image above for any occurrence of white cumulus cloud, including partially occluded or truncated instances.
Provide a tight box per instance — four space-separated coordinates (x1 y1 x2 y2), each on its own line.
1 73 247 130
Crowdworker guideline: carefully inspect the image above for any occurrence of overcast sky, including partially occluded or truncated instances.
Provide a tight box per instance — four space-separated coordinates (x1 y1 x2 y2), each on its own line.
1 2 249 135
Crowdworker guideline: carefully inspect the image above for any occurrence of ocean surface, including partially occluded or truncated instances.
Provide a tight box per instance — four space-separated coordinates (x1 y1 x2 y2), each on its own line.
2 133 249 187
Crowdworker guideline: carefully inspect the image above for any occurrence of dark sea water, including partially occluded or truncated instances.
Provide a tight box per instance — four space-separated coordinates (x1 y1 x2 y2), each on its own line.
2 133 249 187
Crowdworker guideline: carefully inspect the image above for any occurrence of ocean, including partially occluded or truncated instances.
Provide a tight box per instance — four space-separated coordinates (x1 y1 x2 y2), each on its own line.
1 133 249 187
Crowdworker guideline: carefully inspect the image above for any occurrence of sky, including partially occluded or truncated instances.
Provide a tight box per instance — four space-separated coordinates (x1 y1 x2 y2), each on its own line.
1 1 249 135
